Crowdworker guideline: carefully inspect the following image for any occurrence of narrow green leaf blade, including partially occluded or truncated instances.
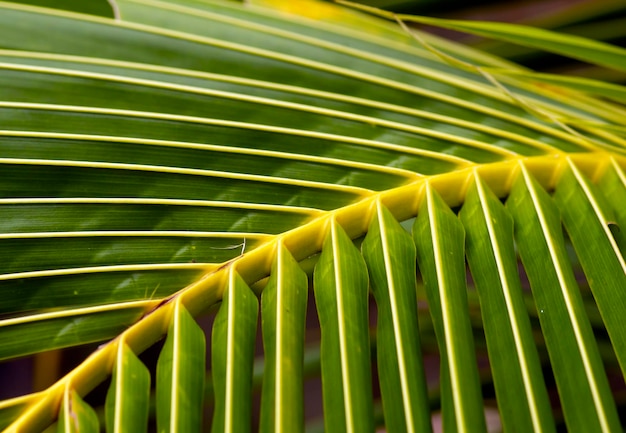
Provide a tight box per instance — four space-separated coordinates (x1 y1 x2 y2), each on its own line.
0 267 204 314
423 18 626 72
57 389 98 433
313 219 374 433
506 165 621 433
412 184 486 433
0 304 146 361
553 159 626 374
361 201 431 433
211 270 259 433
460 174 555 433
343 2 626 73
260 243 308 433
156 301 206 433
598 159 626 255
105 342 150 433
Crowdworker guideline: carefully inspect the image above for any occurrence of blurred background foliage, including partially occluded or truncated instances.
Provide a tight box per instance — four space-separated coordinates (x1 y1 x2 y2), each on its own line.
327 0 626 85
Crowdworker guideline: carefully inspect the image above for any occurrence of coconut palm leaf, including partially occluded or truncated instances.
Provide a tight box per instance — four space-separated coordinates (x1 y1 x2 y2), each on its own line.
0 0 625 432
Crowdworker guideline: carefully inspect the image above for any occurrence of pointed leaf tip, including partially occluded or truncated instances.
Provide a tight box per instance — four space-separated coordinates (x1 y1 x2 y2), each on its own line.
58 389 99 433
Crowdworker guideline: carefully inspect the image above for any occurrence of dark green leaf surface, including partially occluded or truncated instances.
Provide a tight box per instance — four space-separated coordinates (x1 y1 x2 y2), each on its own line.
553 160 626 374
0 235 261 274
0 131 408 192
0 267 204 314
598 159 626 254
362 202 431 433
506 165 621 433
460 174 555 433
0 2 597 155
0 66 514 164
156 302 206 433
211 270 258 433
105 342 150 433
314 219 374 433
412 185 486 433
0 199 312 235
0 160 362 209
0 304 147 360
260 244 308 433
10 0 115 17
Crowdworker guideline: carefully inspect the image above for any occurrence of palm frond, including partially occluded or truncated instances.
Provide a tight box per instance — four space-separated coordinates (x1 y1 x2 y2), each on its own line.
0 0 625 432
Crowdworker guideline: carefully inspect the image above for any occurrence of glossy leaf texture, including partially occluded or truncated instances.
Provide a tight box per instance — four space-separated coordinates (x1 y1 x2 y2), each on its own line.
0 303 149 361
314 219 374 433
553 160 626 374
156 301 206 433
105 342 150 433
412 185 487 433
361 201 431 433
0 0 625 432
211 270 258 433
459 174 555 433
260 244 308 433
506 164 621 433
